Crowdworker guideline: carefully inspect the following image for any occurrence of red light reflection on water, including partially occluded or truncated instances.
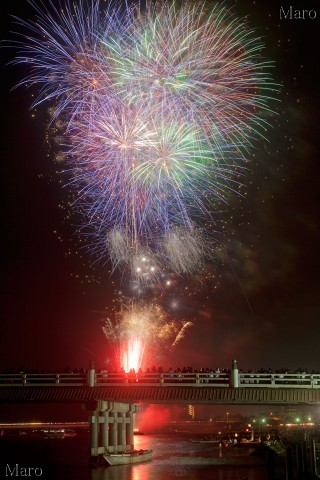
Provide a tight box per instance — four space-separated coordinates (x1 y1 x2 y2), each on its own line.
131 465 149 480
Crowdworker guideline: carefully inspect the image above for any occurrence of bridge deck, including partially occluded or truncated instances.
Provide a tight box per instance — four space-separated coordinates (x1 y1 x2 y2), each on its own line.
1 372 320 405
1 385 320 405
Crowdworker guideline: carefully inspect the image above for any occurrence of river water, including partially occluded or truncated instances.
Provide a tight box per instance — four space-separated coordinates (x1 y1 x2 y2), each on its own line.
0 431 268 480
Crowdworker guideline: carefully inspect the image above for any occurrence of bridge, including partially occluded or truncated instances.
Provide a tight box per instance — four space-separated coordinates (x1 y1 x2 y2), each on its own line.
1 363 320 405
2 362 320 464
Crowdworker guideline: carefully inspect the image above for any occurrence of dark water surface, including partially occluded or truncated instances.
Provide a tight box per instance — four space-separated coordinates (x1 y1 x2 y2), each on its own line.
0 432 268 480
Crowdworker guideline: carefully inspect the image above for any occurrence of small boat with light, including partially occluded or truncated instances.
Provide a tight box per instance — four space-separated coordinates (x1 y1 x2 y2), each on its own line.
103 449 153 466
190 438 221 444
42 428 65 438
64 429 77 437
190 434 221 444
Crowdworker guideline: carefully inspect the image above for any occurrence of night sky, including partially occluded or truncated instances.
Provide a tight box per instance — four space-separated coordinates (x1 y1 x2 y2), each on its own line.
1 0 319 375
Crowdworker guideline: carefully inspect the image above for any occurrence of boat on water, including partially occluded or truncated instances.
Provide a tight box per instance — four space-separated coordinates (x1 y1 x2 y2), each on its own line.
236 441 261 448
64 429 77 438
133 428 144 435
190 439 221 444
190 434 222 444
42 429 65 438
224 430 260 448
41 428 77 439
103 449 153 466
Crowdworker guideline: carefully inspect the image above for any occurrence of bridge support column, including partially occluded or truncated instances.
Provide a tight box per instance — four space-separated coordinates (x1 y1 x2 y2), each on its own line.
127 406 135 450
86 400 139 465
110 411 118 451
101 409 109 448
89 410 99 456
120 413 126 447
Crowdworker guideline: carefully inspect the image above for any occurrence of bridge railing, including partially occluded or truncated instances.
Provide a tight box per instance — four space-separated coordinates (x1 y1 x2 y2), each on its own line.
95 371 230 386
1 372 320 388
0 372 230 387
239 372 320 388
0 373 87 387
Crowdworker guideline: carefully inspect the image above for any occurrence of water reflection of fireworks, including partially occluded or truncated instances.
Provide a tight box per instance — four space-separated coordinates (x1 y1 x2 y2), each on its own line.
102 300 193 372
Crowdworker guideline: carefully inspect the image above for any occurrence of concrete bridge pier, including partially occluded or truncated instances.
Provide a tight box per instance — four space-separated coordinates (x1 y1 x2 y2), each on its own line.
87 400 139 465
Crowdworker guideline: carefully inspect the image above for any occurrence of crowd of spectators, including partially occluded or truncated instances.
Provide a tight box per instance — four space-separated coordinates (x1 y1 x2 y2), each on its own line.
0 367 88 375
2 365 320 387
1 366 319 375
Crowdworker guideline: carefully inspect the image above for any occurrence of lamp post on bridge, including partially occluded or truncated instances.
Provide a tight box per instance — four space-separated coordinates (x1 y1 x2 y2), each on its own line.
230 359 239 388
88 360 95 387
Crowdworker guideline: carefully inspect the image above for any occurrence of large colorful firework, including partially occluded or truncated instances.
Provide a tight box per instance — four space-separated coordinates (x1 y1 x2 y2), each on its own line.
10 0 278 370
11 0 278 273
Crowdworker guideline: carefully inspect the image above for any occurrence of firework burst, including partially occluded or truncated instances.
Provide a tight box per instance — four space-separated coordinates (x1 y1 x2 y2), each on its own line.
102 300 193 371
11 0 278 269
10 0 278 368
